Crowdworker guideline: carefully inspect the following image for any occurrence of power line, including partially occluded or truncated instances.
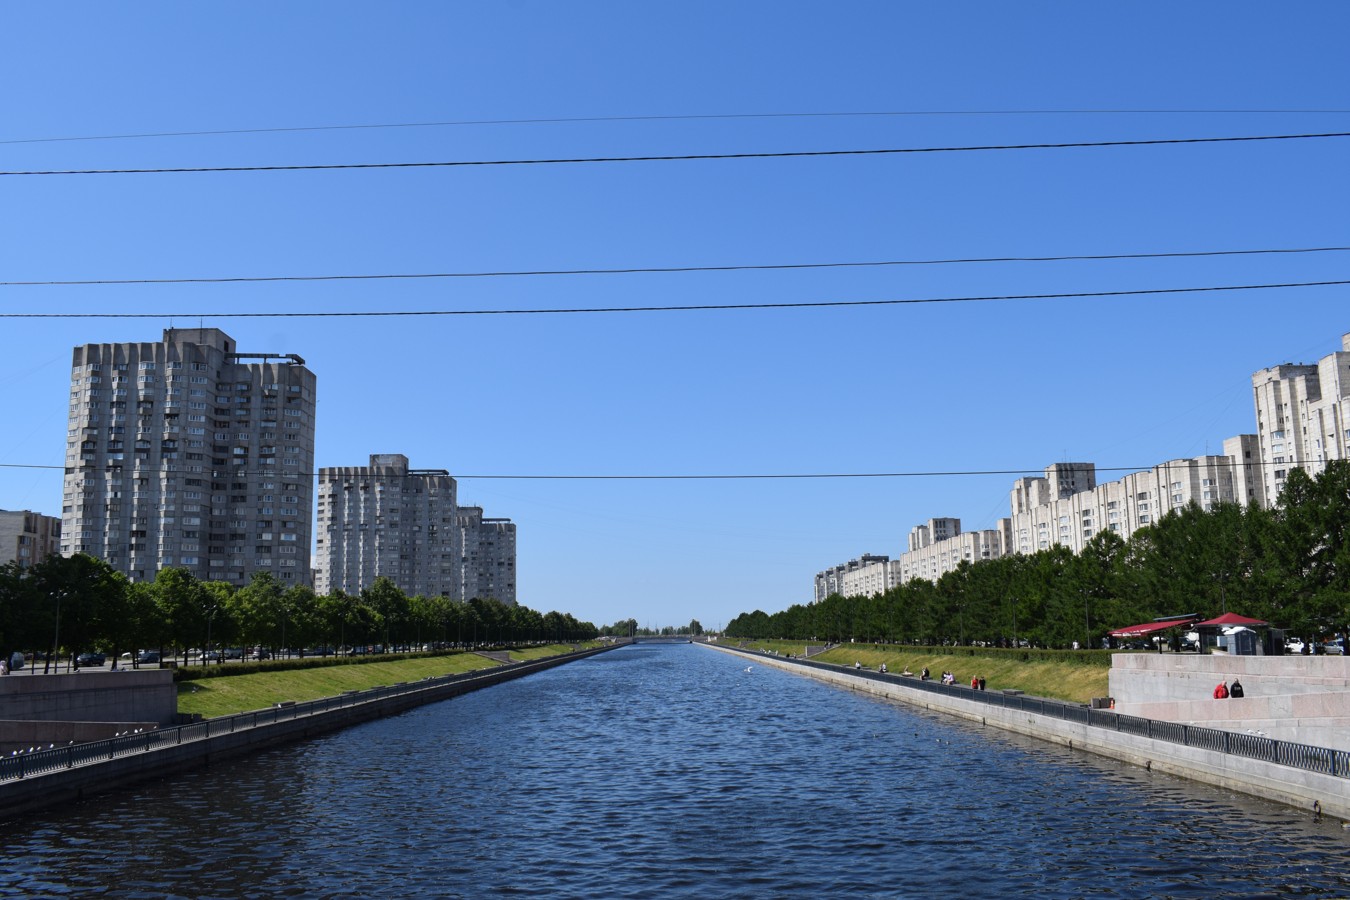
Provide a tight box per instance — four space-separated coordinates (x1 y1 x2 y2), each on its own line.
6 109 1350 146
1 278 1346 318
0 458 1317 479
5 132 1349 177
6 245 1348 288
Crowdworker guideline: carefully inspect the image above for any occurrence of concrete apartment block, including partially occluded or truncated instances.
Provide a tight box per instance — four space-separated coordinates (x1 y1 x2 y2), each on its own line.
61 328 317 586
897 523 1008 583
811 329 1350 605
317 456 516 604
1252 332 1350 501
316 454 462 599
815 445 1254 599
457 506 517 604
907 517 960 551
0 508 61 569
814 553 889 602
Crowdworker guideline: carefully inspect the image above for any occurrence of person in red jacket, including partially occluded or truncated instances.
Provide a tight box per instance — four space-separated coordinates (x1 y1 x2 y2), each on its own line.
1213 681 1229 699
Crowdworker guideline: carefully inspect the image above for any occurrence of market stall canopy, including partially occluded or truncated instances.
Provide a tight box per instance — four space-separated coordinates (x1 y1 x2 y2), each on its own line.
1109 616 1200 638
1193 612 1268 628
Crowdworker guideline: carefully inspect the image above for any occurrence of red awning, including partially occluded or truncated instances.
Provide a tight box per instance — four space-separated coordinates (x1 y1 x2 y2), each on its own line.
1109 620 1193 638
1193 612 1268 628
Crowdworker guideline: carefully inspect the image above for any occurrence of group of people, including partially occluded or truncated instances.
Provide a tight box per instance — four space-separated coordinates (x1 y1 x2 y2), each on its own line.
1213 678 1245 699
861 663 986 691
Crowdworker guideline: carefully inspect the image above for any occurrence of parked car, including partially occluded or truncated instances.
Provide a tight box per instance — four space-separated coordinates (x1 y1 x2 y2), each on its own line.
201 650 222 662
8 651 23 671
1285 639 1306 654
75 652 106 667
224 647 244 660
137 650 161 664
1323 638 1345 656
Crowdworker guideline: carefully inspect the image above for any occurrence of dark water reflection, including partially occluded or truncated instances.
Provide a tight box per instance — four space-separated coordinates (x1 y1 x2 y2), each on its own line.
2 643 1347 898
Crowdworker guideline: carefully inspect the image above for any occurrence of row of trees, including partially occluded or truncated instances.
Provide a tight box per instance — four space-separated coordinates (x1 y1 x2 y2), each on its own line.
596 619 705 637
728 462 1350 649
0 561 599 668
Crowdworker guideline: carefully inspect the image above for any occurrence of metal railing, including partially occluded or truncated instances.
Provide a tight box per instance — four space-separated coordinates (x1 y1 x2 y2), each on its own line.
1 649 599 784
739 648 1350 780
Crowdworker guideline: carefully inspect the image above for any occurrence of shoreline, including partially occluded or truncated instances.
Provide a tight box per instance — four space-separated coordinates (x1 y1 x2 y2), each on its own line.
704 642 1350 822
0 643 618 820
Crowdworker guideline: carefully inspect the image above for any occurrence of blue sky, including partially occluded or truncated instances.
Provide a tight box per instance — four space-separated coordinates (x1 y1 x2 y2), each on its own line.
3 3 1348 630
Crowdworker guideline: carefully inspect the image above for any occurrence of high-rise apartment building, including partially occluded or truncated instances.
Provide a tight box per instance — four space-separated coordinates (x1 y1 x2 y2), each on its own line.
816 445 1260 599
814 553 890 603
0 508 62 569
457 506 518 604
813 328 1350 602
315 454 462 598
61 328 317 586
316 455 517 604
1251 332 1350 501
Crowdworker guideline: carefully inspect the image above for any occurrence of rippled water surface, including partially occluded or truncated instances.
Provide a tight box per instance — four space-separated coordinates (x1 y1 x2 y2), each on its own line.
3 643 1348 898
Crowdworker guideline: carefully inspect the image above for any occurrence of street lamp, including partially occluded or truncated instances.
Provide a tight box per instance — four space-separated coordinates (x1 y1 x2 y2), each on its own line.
204 605 219 666
46 590 65 674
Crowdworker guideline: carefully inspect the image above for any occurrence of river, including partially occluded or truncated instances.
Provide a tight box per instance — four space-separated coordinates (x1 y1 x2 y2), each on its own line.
2 642 1347 898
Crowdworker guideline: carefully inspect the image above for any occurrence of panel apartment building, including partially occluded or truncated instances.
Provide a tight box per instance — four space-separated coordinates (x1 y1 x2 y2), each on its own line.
0 508 61 569
61 328 317 586
817 446 1262 601
1251 331 1350 501
316 454 516 604
456 505 517 605
808 332 1350 601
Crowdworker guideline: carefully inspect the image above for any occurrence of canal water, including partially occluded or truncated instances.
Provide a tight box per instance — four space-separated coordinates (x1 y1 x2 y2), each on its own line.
2 642 1348 898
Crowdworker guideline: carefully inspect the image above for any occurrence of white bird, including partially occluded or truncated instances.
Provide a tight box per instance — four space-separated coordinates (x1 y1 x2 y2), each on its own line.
744 666 753 672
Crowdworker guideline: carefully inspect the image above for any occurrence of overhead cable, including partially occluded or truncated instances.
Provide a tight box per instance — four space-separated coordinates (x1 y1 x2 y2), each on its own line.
1 278 1347 318
4 132 1349 176
5 245 1349 288
0 458 1316 479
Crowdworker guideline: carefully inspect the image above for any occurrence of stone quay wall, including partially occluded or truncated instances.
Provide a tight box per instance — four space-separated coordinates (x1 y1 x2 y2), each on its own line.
0 668 177 726
705 643 1350 822
0 645 617 819
1110 652 1350 750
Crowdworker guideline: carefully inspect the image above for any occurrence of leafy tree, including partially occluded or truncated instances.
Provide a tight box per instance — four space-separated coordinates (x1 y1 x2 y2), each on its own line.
362 576 408 649
151 567 211 665
28 553 126 669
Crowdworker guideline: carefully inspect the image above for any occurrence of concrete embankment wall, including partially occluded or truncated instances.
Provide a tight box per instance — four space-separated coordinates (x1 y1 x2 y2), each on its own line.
0 646 615 819
1110 653 1350 749
0 669 177 726
705 644 1350 821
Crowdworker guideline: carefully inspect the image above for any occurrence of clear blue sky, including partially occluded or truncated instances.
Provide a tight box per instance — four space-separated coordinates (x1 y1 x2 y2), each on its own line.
3 3 1348 631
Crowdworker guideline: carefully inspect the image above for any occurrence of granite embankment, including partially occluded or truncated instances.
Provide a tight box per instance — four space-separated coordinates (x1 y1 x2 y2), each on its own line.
0 644 617 819
705 642 1350 821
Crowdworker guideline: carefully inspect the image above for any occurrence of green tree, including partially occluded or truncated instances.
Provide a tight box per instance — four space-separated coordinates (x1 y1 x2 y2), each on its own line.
151 567 211 665
28 553 126 670
1270 462 1350 640
362 577 408 649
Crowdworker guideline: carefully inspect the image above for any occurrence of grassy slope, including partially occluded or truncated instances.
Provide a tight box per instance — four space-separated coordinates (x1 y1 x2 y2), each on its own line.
738 640 1111 704
179 651 526 719
178 644 594 719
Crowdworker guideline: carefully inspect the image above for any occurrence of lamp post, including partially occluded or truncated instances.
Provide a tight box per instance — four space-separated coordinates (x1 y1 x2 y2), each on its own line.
46 590 65 674
204 605 218 666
